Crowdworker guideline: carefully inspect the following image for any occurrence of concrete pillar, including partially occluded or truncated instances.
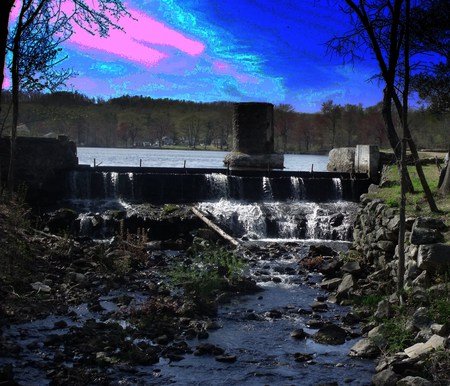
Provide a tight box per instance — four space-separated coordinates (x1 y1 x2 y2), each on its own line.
224 102 284 170
355 145 380 179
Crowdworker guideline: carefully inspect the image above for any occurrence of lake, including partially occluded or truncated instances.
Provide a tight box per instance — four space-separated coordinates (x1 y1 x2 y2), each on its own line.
77 147 329 172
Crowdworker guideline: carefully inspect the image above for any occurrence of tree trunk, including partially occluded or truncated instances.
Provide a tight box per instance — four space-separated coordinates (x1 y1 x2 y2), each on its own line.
0 0 15 112
439 149 450 195
382 90 415 193
7 2 23 191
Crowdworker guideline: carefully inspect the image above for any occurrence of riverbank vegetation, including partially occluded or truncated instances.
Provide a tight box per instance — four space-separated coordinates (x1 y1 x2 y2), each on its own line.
1 90 448 154
366 162 450 241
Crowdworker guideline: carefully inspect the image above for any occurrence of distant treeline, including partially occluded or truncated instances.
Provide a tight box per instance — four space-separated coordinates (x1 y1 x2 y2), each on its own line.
0 91 448 152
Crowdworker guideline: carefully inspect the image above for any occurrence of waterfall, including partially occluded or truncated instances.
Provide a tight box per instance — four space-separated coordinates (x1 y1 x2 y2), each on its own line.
68 170 91 199
128 173 135 199
197 200 357 241
333 177 343 200
262 177 273 200
206 173 229 199
290 176 305 200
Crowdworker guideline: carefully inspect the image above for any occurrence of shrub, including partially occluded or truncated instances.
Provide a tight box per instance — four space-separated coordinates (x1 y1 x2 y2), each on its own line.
169 245 246 300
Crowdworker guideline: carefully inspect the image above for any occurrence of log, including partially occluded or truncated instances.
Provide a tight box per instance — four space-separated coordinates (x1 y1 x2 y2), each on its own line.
191 207 241 247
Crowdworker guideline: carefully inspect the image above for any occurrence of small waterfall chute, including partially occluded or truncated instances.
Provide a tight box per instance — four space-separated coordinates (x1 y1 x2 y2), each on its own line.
262 177 273 200
290 176 305 200
332 177 343 200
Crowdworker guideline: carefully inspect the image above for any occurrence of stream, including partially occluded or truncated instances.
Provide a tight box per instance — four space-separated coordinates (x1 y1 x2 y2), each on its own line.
1 194 375 385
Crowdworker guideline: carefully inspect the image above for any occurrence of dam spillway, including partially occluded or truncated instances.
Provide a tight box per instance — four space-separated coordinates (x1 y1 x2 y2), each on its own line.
66 166 371 204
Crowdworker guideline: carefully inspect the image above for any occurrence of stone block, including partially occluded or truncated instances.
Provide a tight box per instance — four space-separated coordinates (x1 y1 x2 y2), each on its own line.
417 243 450 272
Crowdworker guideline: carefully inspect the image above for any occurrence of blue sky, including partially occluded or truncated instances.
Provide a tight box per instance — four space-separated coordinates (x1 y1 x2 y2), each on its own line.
50 0 384 112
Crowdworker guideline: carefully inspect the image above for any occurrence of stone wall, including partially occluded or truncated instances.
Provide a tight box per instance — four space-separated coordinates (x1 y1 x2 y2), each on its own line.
0 136 78 205
351 194 449 289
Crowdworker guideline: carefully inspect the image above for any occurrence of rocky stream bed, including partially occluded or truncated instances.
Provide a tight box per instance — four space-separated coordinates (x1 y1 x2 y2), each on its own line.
1 201 449 386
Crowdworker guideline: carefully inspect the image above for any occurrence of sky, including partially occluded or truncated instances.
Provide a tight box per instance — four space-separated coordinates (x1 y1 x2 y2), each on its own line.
8 0 386 113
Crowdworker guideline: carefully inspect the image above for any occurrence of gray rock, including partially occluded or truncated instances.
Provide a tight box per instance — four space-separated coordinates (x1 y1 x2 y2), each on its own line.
413 217 448 231
341 261 361 274
404 334 446 359
396 376 432 386
410 227 443 245
327 147 356 172
372 368 400 386
336 273 355 300
411 307 432 330
374 299 393 320
319 277 342 291
313 324 347 345
348 338 380 358
417 243 450 272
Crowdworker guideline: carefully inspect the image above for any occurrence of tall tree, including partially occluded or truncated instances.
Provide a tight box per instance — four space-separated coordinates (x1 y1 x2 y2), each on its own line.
4 0 129 189
0 0 15 108
328 0 439 212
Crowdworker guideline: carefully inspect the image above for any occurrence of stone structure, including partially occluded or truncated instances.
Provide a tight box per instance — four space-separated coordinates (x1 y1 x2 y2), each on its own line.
0 136 78 205
327 145 380 181
352 195 449 287
224 102 284 170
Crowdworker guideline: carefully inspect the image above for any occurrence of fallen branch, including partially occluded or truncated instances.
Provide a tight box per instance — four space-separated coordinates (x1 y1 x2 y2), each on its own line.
191 207 241 247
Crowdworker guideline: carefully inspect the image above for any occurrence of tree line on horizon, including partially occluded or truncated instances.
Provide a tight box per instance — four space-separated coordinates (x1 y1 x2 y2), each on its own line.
0 90 447 153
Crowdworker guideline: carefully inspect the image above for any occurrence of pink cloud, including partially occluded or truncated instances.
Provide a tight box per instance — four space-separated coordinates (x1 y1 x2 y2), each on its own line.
212 60 258 84
66 6 205 67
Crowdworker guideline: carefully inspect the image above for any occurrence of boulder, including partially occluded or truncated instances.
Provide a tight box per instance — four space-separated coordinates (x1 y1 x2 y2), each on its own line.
336 273 355 300
396 376 432 386
319 277 342 291
327 147 355 172
404 334 446 359
417 243 450 272
313 324 347 345
348 338 380 358
341 261 361 274
410 227 443 245
372 368 400 386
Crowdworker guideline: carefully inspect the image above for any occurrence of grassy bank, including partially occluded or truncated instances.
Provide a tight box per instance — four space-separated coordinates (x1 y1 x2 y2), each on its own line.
365 163 450 242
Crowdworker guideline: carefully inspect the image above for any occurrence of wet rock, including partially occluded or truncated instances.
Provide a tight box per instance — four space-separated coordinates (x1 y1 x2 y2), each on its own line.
311 301 328 312
307 319 325 329
293 352 314 362
53 320 68 329
290 329 308 340
215 354 237 363
313 324 347 345
265 309 283 319
349 338 380 358
319 278 342 291
194 343 225 356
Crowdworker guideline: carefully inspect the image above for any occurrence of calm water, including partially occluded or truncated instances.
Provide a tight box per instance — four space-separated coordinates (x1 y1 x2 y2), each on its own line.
77 147 329 172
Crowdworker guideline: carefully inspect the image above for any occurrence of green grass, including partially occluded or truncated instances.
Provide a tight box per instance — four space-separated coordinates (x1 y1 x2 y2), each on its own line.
366 163 450 242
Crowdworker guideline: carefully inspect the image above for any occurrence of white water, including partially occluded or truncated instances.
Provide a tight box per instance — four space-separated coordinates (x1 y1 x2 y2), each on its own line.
198 199 357 242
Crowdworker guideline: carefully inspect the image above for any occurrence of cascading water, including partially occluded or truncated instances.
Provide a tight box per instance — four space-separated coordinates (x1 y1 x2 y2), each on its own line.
262 176 273 200
197 200 357 242
290 176 305 200
333 177 343 200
